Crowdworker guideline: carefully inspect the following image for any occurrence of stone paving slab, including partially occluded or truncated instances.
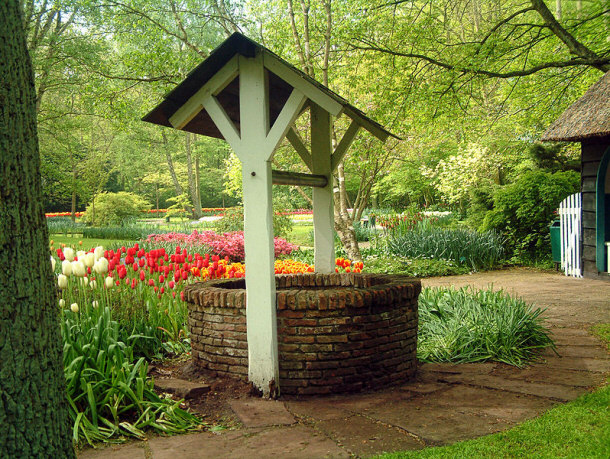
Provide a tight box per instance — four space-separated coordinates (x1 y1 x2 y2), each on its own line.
148 426 349 459
541 345 609 359
535 356 610 373
229 399 296 428
437 373 585 401
491 365 607 388
315 414 424 456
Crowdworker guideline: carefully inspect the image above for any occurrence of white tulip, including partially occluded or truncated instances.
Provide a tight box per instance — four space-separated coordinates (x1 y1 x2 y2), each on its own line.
105 276 114 288
57 274 68 289
50 257 56 272
72 260 86 277
59 299 65 308
61 260 72 276
63 247 74 262
93 257 109 274
79 276 89 286
77 250 86 259
70 303 79 313
89 280 97 289
84 252 95 268
94 246 104 261
92 300 99 308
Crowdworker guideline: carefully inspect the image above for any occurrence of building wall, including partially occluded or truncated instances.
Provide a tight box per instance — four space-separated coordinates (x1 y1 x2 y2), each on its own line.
581 139 609 279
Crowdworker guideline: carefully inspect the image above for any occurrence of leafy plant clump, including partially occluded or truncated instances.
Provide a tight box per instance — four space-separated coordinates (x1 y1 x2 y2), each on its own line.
83 192 151 227
83 225 168 241
387 221 504 271
62 304 202 446
215 206 294 238
417 286 555 366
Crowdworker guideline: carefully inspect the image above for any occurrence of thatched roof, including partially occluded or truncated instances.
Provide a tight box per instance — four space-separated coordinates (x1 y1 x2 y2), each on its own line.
541 71 610 142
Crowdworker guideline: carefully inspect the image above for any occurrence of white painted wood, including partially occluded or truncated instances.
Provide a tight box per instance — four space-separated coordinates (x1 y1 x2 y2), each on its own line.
558 192 582 277
343 107 390 142
202 96 241 151
169 55 239 129
311 103 335 273
606 242 610 273
263 52 343 117
237 52 279 397
331 120 361 171
265 88 307 158
286 128 312 171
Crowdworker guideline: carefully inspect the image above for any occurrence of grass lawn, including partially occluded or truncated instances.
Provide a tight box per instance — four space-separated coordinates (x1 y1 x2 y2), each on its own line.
287 224 313 247
49 235 135 251
377 326 610 459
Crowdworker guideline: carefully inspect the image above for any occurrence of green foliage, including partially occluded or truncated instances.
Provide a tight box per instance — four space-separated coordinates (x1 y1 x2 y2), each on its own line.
417 287 555 366
83 192 150 227
82 225 167 241
364 255 470 278
480 170 580 261
591 323 610 351
386 221 504 271
165 193 191 219
47 217 85 235
215 206 294 238
62 305 200 446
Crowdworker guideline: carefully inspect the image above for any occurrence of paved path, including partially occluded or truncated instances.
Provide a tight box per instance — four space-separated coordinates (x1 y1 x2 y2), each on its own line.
79 269 609 458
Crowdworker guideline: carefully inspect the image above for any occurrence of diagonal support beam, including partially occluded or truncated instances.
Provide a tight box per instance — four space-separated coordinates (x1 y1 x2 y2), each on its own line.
331 120 361 171
263 52 343 118
169 55 239 130
265 88 307 158
286 128 312 171
203 96 241 151
343 107 389 142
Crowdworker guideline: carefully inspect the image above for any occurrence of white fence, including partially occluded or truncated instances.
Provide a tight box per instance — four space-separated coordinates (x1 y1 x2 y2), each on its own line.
558 193 582 277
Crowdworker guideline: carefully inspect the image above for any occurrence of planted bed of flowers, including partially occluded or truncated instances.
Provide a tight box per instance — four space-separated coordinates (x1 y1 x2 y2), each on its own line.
51 234 361 445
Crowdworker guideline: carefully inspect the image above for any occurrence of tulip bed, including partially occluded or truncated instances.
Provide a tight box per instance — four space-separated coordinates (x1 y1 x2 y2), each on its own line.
51 239 360 445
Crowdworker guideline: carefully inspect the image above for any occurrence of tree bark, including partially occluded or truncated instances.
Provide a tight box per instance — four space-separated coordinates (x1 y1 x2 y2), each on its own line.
185 132 202 218
162 131 183 196
0 1 75 456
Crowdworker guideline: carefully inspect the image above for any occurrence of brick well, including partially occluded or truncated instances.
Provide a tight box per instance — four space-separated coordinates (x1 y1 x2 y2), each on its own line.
184 273 420 396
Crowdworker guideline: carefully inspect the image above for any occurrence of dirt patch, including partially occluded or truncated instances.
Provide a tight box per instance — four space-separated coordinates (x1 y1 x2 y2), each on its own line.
148 359 251 428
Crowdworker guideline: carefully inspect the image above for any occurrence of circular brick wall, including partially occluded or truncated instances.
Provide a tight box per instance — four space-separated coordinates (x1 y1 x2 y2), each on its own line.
184 273 420 396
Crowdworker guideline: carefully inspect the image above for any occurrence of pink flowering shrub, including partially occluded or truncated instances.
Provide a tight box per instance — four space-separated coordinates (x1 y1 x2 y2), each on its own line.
146 230 296 261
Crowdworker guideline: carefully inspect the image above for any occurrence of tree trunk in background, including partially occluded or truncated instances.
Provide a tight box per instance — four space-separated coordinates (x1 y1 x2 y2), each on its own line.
71 162 77 222
162 131 183 197
334 162 362 262
185 132 202 218
0 1 75 456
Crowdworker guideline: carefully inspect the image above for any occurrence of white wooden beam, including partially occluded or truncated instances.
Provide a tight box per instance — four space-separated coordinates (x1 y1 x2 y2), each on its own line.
343 107 390 142
263 52 343 118
286 128 312 171
169 55 239 130
202 96 241 152
265 88 307 158
331 120 361 171
238 52 279 397
311 103 335 274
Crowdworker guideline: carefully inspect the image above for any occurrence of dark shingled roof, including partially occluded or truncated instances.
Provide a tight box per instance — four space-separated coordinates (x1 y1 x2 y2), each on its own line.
143 32 399 141
541 71 610 142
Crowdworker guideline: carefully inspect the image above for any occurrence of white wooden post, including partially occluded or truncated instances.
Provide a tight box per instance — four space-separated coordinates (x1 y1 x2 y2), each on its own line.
311 103 335 273
236 53 280 396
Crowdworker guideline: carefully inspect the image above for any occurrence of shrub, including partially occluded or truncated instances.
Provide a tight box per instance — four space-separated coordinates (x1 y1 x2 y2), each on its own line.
47 216 85 235
363 255 471 277
418 286 555 366
215 206 294 238
83 192 150 226
480 170 579 261
82 225 168 240
387 221 504 270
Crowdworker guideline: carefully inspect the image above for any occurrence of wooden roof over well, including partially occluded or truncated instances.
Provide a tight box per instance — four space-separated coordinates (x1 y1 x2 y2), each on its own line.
143 32 398 141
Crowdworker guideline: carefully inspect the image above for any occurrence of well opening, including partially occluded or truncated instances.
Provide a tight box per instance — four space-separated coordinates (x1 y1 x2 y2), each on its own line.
184 273 420 396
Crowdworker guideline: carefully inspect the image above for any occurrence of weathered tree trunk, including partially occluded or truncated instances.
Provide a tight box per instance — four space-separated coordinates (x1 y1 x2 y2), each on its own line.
71 162 77 222
185 132 202 218
162 131 183 197
0 1 75 456
333 162 362 262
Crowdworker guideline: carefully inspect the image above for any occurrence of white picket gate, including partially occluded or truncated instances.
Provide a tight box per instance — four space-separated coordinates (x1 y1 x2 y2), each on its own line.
558 193 582 277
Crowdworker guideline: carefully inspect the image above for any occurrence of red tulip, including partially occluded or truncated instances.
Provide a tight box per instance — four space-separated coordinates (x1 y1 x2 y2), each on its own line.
139 270 145 281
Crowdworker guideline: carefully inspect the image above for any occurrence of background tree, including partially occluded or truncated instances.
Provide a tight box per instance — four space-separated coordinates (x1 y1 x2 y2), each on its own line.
0 0 74 456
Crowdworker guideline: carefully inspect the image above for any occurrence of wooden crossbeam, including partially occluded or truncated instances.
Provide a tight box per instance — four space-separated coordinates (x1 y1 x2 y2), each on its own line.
271 169 327 188
331 120 361 170
286 128 312 171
